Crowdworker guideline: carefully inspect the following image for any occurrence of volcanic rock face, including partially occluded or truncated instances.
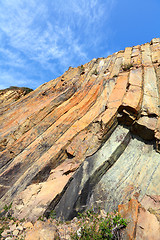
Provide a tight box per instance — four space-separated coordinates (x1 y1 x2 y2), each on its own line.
0 38 160 230
0 86 33 113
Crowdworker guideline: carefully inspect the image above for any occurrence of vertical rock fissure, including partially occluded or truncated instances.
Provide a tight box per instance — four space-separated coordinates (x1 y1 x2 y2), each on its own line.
53 127 131 220
70 131 131 219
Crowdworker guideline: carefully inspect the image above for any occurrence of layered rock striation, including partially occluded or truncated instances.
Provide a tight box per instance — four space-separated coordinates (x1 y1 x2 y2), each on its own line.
0 38 160 227
0 86 33 113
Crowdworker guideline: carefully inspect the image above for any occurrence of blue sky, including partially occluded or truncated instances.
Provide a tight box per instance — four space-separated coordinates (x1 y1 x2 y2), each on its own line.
0 0 160 90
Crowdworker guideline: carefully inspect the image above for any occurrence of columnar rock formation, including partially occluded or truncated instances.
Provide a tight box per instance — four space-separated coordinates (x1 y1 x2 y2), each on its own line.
0 38 160 232
0 86 33 113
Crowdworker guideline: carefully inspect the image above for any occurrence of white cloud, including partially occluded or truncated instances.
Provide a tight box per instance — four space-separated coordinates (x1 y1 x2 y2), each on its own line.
0 0 116 89
0 70 39 89
0 48 26 67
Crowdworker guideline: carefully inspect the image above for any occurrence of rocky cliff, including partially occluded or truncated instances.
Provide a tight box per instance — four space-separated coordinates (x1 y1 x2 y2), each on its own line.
0 38 160 238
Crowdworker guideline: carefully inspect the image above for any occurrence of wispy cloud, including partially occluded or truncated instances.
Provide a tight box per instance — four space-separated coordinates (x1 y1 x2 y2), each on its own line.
0 70 39 90
0 0 116 89
0 48 26 67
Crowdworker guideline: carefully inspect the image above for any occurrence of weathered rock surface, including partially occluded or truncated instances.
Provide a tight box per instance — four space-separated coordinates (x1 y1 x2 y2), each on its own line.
119 199 160 240
25 220 59 240
0 38 160 238
0 86 33 105
0 198 159 239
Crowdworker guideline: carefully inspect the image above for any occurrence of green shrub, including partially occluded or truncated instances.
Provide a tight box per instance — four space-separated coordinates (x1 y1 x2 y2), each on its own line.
20 87 33 95
0 226 5 238
0 86 33 95
49 209 56 219
80 65 85 75
3 202 12 212
122 64 133 71
71 209 127 240
38 215 45 221
92 69 99 75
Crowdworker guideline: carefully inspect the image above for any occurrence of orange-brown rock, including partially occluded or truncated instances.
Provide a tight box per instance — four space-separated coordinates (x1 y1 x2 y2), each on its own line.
118 199 139 239
0 86 33 111
0 38 159 236
136 206 160 240
118 199 160 240
25 220 59 240
141 195 160 222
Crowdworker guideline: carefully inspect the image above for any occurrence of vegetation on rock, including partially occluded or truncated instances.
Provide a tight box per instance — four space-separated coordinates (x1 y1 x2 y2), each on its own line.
71 209 127 240
92 69 99 75
0 86 33 95
121 63 133 71
0 205 127 240
80 65 85 75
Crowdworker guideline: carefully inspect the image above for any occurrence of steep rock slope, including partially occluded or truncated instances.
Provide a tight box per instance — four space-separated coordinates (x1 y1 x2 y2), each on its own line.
0 86 33 113
0 38 160 225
